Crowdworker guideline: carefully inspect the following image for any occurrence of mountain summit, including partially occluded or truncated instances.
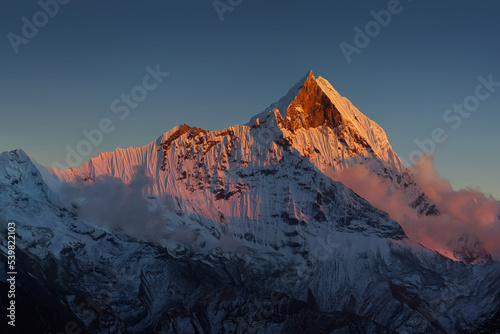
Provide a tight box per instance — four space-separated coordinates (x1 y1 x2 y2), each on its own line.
251 70 404 172
283 70 345 131
249 71 437 219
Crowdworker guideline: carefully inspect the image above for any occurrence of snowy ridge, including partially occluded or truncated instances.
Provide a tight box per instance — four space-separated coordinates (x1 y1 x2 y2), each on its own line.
45 113 407 246
316 75 404 172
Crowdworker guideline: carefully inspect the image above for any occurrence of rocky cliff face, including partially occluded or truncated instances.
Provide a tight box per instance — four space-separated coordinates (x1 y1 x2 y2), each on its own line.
282 71 345 132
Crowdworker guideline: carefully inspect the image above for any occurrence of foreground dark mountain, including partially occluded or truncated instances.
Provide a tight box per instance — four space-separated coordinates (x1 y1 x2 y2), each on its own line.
1 72 499 333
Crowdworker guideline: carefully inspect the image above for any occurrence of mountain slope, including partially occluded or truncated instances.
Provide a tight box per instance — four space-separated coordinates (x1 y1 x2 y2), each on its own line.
1 150 499 333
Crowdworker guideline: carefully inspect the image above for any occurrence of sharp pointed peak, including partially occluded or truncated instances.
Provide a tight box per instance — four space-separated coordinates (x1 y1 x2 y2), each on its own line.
246 70 322 126
299 69 316 86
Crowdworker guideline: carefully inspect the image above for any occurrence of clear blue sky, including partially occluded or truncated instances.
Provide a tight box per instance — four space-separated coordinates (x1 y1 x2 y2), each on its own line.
1 0 499 198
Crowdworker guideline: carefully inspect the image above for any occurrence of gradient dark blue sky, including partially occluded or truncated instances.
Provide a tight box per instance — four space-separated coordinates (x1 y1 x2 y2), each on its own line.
1 0 499 197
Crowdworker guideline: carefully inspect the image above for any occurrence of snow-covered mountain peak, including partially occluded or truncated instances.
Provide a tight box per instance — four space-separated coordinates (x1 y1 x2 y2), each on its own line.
246 72 437 219
248 71 405 175
250 71 390 142
247 70 314 126
281 70 345 132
